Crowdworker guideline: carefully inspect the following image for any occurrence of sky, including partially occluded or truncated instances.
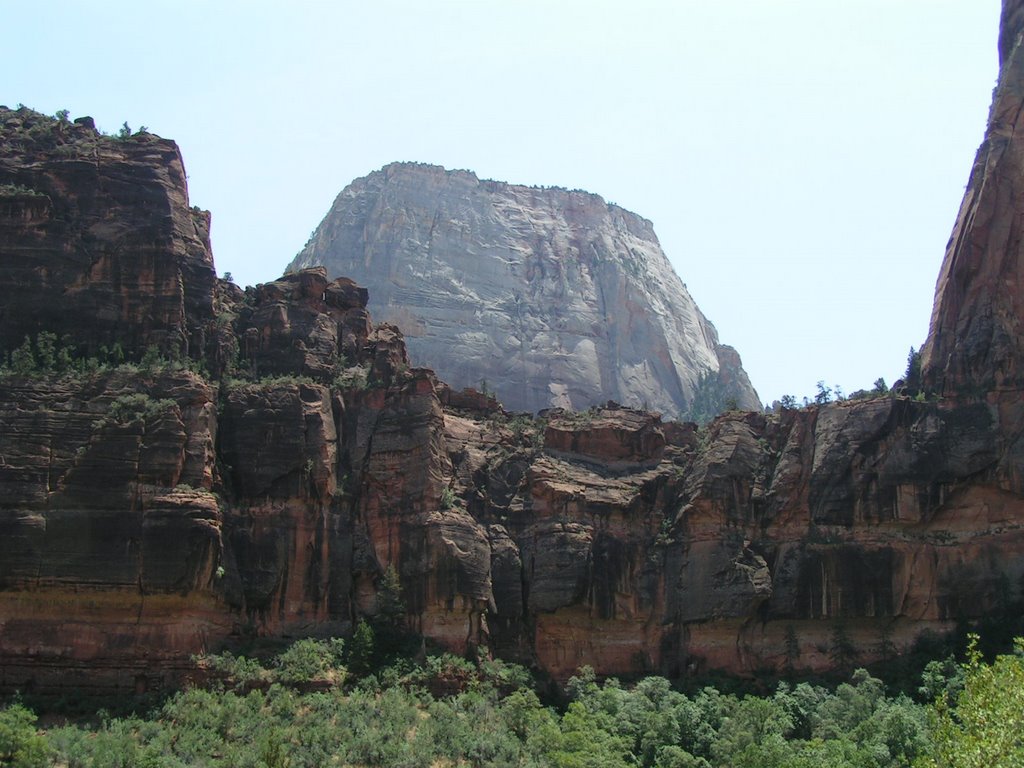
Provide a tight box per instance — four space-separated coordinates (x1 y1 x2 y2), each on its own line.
5 1 1002 406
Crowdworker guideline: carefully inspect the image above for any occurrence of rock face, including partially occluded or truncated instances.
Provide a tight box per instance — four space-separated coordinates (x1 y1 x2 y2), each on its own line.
922 0 1024 400
4 1 1024 696
0 107 216 362
286 163 760 419
0 369 227 693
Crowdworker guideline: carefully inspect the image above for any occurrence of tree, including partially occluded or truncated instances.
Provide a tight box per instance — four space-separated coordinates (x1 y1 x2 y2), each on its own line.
0 704 50 768
376 564 405 627
712 696 793 765
347 619 375 675
780 395 798 410
905 347 922 390
828 621 858 673
815 381 833 405
874 621 897 664
921 635 1024 768
274 637 346 683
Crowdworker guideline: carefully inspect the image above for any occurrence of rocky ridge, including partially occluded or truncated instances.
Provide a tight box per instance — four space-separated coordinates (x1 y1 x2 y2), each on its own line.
3 4 1024 696
287 163 760 419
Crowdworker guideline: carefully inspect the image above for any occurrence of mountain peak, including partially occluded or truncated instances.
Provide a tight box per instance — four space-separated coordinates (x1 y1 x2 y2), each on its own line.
288 163 758 418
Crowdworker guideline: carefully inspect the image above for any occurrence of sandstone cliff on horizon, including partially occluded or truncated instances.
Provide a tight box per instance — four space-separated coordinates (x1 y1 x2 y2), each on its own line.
287 164 760 419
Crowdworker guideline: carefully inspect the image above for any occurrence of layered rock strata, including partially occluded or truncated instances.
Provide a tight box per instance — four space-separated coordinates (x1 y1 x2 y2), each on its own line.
287 163 759 419
5 8 1024 696
0 108 216 362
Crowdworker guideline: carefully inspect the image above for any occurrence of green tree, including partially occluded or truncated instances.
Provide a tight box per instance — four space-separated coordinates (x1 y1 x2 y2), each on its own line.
348 618 375 674
712 696 793 765
377 564 405 627
920 635 1024 768
0 704 50 768
905 347 922 390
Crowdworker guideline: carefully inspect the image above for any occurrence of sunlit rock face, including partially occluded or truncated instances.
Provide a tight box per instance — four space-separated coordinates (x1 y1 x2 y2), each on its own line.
922 0 1024 398
288 162 760 419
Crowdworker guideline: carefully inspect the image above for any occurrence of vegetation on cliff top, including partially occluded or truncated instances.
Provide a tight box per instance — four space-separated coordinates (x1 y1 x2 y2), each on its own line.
0 104 151 162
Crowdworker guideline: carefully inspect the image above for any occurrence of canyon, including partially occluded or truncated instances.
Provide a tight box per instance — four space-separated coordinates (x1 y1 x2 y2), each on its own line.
2 0 1024 694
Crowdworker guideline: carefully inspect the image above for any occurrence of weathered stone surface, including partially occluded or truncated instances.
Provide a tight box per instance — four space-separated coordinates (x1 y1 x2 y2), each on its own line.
7 1 1024 694
220 380 338 501
0 370 230 692
287 162 760 419
233 268 371 380
543 404 666 469
923 0 1024 399
0 107 216 362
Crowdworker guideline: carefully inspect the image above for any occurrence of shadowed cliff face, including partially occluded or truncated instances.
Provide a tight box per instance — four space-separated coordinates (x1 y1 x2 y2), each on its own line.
287 163 760 420
4 0 1024 694
0 108 216 362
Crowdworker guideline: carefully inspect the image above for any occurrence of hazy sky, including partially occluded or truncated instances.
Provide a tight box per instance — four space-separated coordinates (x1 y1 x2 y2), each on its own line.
6 1 1001 406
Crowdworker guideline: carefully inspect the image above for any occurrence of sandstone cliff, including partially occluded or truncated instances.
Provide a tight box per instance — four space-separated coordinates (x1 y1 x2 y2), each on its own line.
0 108 217 362
922 0 1024 400
286 164 760 419
4 0 1024 696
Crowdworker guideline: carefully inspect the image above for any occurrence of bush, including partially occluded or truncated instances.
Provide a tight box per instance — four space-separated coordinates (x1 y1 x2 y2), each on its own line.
94 393 177 429
199 651 268 688
274 637 346 684
0 704 50 768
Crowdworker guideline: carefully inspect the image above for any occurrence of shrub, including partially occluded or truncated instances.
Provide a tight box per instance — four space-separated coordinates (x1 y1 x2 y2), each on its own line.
439 485 457 510
0 704 50 768
198 650 268 687
94 393 176 429
274 637 346 684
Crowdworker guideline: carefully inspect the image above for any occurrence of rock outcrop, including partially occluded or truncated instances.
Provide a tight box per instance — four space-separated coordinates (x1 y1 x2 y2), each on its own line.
0 108 217 362
286 163 760 419
5 0 1024 696
922 0 1024 402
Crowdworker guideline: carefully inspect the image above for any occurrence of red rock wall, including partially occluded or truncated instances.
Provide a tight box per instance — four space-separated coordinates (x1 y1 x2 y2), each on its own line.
6 1 1024 693
0 109 216 361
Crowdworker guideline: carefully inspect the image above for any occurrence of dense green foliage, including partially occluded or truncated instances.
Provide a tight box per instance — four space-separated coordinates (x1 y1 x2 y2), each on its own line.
918 636 1024 768
0 333 207 381
5 634 1020 767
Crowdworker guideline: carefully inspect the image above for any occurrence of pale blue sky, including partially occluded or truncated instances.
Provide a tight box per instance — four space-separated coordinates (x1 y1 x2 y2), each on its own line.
5 1 1001 405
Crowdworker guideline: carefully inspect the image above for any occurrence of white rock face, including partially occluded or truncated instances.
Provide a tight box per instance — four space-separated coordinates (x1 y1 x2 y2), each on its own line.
288 162 759 417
